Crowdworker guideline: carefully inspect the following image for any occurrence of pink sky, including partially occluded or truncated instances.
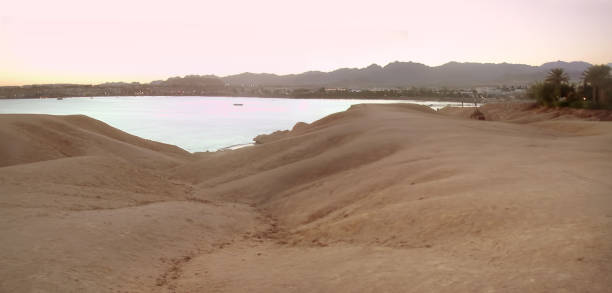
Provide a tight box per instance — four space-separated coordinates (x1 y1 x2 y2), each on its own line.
1 0 611 85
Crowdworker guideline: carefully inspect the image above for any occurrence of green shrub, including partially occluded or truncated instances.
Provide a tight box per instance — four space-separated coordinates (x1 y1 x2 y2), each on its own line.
527 82 557 106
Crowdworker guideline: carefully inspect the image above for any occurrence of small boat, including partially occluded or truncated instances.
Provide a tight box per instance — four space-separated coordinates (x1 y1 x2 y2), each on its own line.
57 97 64 100
233 103 243 106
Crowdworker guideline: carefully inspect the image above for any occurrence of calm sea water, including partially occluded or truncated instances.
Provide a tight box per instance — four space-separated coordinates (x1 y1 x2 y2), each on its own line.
0 96 465 152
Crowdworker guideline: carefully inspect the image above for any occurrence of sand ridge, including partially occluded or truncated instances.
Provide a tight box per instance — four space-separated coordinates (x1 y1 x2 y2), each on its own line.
1 104 611 292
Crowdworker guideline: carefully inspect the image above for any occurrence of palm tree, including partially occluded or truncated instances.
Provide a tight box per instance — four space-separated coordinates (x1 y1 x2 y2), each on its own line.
544 68 569 102
545 68 569 86
583 65 611 105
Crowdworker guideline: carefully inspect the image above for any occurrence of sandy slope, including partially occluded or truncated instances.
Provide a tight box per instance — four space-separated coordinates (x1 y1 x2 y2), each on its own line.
1 105 611 292
0 115 260 292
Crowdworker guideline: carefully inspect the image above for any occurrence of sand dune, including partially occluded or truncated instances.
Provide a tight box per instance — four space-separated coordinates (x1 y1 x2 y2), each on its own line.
438 102 612 122
0 114 189 168
1 104 611 292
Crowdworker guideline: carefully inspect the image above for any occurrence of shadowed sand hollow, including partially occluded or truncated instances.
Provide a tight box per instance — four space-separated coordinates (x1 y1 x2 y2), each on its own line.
1 104 611 292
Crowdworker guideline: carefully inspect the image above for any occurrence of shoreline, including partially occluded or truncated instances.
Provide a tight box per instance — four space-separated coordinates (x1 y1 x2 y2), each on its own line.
0 94 518 103
218 142 256 151
0 98 484 153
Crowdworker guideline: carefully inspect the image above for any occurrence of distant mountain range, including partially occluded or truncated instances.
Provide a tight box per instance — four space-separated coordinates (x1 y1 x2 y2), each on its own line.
4 60 611 91
3 60 611 99
220 61 611 88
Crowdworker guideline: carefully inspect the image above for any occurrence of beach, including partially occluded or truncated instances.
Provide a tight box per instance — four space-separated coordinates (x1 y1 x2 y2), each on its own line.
1 103 611 292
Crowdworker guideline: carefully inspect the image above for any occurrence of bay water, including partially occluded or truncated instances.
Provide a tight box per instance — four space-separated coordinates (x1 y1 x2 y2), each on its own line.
0 96 465 152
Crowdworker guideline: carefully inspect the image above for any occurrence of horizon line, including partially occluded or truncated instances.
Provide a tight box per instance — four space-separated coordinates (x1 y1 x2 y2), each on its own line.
2 59 611 87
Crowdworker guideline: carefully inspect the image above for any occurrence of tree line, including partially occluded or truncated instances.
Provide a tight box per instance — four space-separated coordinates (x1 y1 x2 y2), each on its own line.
528 65 612 108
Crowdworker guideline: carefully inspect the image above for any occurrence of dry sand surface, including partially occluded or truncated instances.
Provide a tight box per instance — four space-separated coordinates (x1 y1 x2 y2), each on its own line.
1 104 611 292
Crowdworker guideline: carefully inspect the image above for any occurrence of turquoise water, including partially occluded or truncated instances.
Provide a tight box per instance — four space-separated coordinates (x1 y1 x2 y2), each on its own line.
0 96 464 152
